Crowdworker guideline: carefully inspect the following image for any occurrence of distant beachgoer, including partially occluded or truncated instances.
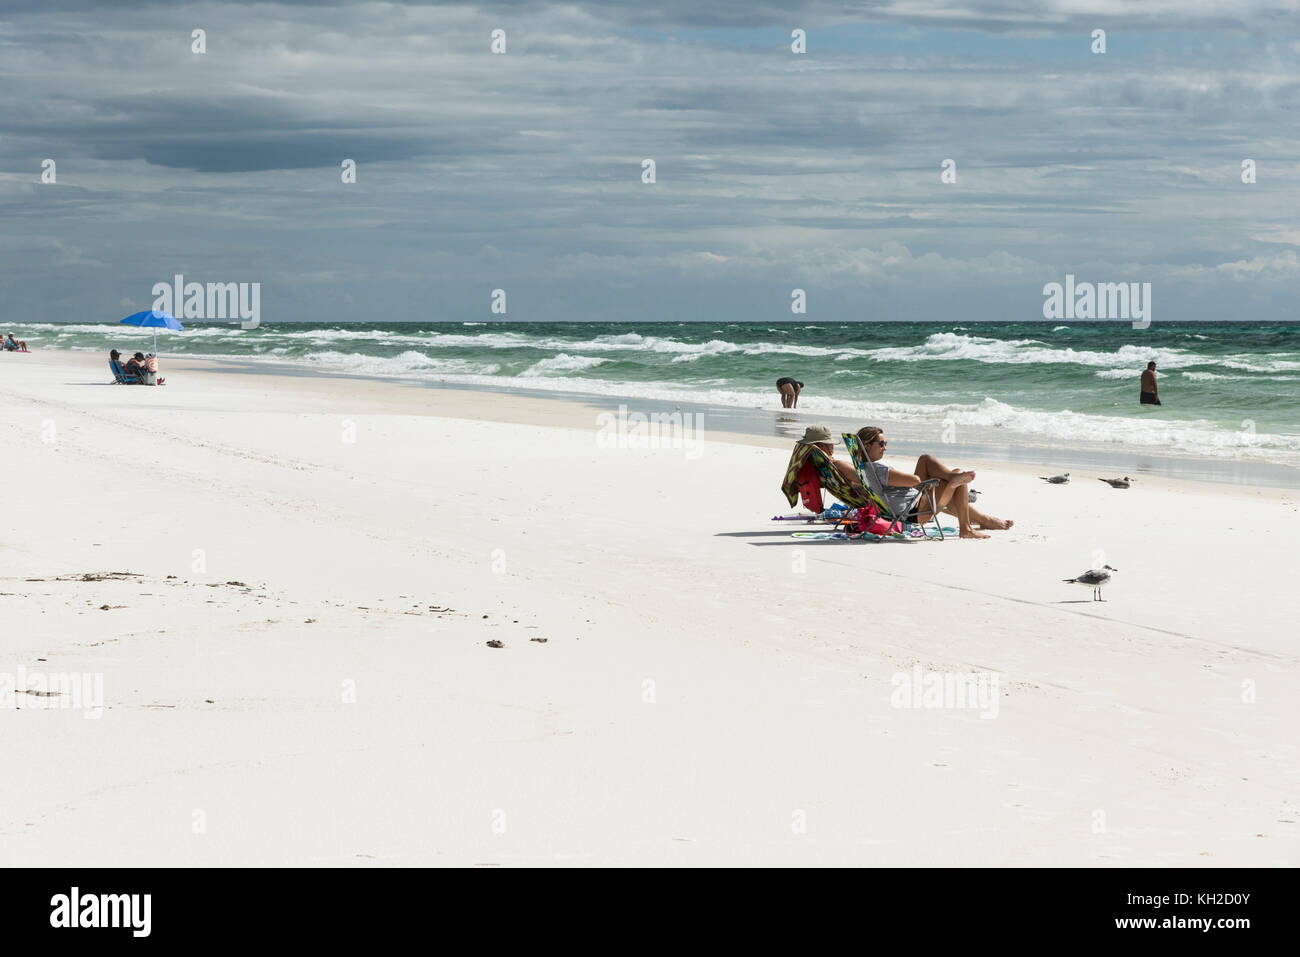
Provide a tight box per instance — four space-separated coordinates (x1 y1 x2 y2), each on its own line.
125 352 146 378
110 349 140 384
1140 361 1161 405
856 426 1013 540
776 377 804 409
4 333 26 351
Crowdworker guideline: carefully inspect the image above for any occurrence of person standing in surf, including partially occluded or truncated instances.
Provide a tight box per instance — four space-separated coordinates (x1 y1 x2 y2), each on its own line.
776 377 804 409
1140 361 1161 406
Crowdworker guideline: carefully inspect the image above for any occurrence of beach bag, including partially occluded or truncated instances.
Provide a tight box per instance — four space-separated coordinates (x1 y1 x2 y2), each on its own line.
856 502 902 537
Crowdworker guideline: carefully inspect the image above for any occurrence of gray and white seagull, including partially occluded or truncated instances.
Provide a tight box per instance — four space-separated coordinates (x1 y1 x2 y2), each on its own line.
1039 472 1070 484
1063 564 1117 601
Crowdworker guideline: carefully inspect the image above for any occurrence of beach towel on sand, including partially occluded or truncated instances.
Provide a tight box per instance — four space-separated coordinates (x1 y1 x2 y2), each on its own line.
780 444 877 511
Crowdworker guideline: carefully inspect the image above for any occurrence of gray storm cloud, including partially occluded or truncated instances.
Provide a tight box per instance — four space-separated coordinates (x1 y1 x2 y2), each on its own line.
1 0 1297 322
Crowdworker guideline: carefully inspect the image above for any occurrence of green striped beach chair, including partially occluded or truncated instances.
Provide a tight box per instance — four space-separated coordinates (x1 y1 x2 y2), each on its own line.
841 432 946 540
780 442 878 513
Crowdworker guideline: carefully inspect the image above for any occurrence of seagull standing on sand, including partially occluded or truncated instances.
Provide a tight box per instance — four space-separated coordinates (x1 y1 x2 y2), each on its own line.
1040 472 1070 484
1099 476 1132 489
1064 565 1117 601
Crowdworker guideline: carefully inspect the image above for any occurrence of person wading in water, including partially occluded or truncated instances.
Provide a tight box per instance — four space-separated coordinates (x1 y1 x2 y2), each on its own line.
1140 361 1161 406
776 377 804 409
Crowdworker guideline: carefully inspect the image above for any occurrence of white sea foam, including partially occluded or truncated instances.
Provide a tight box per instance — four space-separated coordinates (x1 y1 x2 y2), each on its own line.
1181 370 1299 382
21 324 1300 465
861 332 1282 372
277 328 396 340
228 351 1298 463
43 325 1289 376
299 350 501 376
520 353 607 375
942 398 1300 458
20 323 243 338
1220 355 1300 373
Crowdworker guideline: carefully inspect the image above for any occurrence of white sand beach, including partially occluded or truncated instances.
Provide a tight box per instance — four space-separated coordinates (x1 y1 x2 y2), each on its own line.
1 350 1296 866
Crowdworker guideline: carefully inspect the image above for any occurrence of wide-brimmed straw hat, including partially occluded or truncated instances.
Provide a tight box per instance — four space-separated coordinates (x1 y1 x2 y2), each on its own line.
795 425 834 446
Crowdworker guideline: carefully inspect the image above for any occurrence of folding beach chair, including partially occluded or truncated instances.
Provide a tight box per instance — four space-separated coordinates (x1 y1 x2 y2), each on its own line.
781 443 876 514
110 359 142 384
779 443 917 539
841 432 946 540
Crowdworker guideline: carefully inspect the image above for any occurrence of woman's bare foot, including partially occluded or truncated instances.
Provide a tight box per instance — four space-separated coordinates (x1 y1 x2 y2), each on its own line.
979 515 1014 530
960 528 991 539
949 470 976 486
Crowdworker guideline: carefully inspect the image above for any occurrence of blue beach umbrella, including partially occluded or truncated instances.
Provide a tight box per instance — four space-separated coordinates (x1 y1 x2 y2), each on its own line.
119 309 184 356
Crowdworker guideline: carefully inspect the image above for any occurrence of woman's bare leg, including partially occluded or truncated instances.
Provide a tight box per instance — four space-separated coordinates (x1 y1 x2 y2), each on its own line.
913 453 1015 529
915 485 989 539
913 453 974 485
970 506 1014 530
911 453 975 508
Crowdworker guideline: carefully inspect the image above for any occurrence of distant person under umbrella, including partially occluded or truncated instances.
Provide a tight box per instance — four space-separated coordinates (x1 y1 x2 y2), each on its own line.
4 333 27 351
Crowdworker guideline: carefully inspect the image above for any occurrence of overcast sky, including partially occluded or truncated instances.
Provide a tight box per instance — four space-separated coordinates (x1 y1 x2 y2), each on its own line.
2 1 1298 323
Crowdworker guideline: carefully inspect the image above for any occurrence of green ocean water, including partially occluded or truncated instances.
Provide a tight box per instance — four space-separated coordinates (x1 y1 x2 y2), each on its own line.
17 320 1300 465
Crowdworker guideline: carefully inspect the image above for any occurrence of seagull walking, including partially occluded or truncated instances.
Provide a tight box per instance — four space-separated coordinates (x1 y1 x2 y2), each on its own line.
1040 472 1070 484
1064 565 1117 601
1099 476 1132 489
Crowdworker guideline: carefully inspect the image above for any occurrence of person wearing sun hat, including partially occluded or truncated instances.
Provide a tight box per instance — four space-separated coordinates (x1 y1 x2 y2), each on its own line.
795 424 833 447
793 424 859 487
